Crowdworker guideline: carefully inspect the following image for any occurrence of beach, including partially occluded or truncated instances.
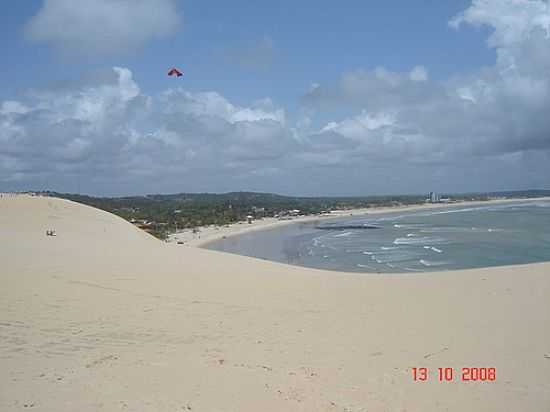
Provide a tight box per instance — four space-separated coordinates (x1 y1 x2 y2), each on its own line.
203 198 550 273
1 195 549 411
169 197 550 248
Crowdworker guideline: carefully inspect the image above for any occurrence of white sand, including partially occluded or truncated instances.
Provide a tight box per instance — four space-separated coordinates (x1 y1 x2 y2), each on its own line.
1 195 549 411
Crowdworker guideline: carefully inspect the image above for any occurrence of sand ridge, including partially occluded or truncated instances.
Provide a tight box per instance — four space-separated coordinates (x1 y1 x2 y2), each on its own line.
1 195 549 411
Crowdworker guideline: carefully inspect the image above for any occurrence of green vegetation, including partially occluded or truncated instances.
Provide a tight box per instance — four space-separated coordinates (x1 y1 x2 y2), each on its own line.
44 189 550 240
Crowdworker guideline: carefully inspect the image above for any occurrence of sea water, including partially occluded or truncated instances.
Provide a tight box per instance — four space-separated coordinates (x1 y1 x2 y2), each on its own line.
205 200 550 273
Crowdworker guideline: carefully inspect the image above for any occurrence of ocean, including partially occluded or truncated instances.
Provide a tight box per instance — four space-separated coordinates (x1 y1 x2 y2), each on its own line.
205 200 550 273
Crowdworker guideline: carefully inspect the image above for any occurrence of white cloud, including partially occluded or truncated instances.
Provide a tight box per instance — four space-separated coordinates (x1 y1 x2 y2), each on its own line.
320 112 395 139
303 0 550 160
159 90 286 124
304 66 442 112
0 67 296 193
4 1 550 195
450 0 550 78
449 0 550 46
409 65 428 82
25 0 181 56
1 101 29 115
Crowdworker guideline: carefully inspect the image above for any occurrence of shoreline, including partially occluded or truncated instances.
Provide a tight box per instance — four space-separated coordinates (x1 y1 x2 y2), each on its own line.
168 196 550 248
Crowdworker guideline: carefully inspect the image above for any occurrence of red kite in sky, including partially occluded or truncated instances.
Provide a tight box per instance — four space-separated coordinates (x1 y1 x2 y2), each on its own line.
167 68 183 77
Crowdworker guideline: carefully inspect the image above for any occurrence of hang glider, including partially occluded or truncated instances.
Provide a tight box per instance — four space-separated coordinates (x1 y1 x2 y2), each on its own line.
167 67 184 77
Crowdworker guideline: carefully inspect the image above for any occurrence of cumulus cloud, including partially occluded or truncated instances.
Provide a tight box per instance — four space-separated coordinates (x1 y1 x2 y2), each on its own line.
159 90 285 124
0 67 298 193
302 0 550 175
409 66 428 82
449 0 550 45
303 66 443 112
3 0 550 195
25 0 181 56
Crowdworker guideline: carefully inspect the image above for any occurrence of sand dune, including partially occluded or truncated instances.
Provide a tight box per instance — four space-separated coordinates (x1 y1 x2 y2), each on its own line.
1 195 549 411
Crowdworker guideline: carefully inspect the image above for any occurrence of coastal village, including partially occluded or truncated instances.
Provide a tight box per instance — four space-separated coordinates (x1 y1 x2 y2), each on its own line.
0 190 530 244
0 188 542 248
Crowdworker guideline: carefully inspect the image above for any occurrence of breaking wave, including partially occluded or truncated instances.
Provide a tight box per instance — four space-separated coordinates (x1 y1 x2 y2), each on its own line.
393 236 446 245
419 259 450 267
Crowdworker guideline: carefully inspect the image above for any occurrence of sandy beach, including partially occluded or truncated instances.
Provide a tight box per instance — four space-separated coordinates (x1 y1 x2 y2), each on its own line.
1 195 549 411
169 197 550 248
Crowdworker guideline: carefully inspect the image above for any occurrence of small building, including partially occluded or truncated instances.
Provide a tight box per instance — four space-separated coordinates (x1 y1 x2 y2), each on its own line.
428 192 440 203
131 219 153 230
251 206 265 218
246 215 253 224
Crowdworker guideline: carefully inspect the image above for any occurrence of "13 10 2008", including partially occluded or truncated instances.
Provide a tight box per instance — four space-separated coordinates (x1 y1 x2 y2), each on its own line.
412 367 496 382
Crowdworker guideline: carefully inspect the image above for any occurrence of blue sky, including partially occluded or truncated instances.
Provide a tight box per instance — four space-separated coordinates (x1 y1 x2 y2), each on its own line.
2 1 493 103
1 1 550 196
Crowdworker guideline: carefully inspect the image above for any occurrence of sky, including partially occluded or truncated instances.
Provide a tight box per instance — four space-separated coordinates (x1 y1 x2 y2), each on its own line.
1 0 549 196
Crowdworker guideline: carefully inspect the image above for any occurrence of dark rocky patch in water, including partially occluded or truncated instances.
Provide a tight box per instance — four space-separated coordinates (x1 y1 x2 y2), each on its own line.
316 224 381 230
